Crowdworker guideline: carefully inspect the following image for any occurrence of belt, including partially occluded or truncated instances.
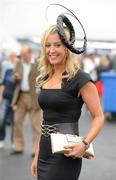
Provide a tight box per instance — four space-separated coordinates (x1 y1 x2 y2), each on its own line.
41 122 79 137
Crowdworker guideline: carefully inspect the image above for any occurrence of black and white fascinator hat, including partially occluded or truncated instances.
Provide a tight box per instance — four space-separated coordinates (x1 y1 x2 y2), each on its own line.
45 3 87 54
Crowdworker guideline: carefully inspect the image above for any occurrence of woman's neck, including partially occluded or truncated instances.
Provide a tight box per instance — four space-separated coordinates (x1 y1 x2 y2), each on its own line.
53 65 65 76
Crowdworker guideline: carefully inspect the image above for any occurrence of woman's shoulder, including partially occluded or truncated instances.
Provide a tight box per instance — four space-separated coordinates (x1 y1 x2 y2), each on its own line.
63 69 93 95
74 69 92 81
73 69 93 89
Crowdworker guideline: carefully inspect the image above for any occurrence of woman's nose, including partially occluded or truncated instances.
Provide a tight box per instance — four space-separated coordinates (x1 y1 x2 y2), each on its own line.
49 45 55 52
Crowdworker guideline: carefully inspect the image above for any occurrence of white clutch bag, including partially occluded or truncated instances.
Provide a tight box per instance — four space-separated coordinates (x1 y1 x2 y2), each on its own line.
50 133 94 159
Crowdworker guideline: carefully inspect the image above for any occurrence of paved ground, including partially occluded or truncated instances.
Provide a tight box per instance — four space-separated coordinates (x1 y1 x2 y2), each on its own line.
0 107 116 180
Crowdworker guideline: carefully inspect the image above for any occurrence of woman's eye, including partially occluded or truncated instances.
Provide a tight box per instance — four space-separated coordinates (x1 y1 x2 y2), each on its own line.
45 44 50 48
55 43 61 47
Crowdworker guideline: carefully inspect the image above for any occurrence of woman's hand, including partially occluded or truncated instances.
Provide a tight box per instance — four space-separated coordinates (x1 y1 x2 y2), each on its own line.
64 143 86 159
31 156 38 178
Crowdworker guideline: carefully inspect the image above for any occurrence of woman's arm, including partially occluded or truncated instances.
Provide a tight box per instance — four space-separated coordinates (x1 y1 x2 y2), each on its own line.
80 81 104 144
31 143 39 177
64 81 104 159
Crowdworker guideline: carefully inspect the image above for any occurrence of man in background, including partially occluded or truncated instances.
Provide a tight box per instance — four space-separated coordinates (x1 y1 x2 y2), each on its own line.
11 45 42 157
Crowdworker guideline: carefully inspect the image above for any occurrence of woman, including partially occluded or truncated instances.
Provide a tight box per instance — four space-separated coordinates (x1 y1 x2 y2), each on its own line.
31 24 104 180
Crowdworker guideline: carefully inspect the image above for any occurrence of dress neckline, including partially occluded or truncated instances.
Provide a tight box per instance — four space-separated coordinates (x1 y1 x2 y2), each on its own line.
41 71 68 90
41 80 63 90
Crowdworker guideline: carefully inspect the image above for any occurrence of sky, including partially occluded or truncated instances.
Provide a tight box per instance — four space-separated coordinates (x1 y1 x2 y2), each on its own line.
0 0 116 42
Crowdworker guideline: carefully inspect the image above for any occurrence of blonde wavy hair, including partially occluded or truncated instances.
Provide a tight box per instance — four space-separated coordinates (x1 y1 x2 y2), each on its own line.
36 24 80 87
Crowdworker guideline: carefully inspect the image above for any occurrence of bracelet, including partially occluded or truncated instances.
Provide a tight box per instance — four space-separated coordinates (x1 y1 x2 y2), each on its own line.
82 140 90 149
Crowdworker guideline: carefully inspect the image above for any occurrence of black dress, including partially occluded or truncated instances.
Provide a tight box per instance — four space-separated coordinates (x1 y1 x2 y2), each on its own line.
37 70 92 180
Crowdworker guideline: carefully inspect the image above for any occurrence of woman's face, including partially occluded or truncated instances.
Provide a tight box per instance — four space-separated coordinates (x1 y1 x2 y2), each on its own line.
45 33 67 65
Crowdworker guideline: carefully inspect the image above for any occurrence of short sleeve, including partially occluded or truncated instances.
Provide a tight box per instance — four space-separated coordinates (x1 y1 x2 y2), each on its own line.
62 69 93 96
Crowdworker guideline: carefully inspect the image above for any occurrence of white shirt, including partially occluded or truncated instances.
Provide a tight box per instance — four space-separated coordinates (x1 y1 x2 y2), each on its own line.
20 62 31 91
83 57 100 82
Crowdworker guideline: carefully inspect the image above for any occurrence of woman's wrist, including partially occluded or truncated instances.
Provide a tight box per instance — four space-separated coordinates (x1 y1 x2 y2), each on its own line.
82 139 90 149
34 153 38 160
